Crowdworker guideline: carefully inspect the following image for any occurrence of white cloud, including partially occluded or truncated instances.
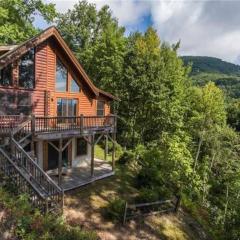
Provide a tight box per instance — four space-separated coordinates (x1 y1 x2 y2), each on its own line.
45 0 240 64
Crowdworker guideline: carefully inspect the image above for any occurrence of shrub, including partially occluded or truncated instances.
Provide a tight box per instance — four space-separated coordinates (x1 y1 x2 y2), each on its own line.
118 150 135 165
104 198 126 223
0 186 98 240
135 188 160 203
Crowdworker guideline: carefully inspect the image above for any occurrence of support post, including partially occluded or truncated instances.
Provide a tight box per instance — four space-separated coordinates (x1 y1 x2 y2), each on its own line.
80 114 84 135
104 135 108 161
58 138 63 186
174 195 181 213
112 132 116 171
31 114 36 156
91 134 95 177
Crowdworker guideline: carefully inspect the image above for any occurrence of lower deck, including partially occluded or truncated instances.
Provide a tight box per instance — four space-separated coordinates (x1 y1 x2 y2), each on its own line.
48 159 113 191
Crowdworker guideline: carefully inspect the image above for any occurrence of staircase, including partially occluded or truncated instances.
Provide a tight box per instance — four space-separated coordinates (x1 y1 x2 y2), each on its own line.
0 116 64 214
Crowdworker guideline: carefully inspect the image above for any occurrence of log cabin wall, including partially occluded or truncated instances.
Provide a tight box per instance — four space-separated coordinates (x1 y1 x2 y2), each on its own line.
0 38 111 116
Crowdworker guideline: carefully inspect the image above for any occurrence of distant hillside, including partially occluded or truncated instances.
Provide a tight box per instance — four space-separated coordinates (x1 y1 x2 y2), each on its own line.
182 56 240 75
182 56 240 99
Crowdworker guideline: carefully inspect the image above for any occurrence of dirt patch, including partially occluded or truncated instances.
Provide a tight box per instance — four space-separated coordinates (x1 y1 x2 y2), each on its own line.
64 177 209 240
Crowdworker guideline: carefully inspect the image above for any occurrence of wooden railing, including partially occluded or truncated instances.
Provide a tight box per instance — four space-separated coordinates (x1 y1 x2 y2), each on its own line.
11 139 64 213
0 147 48 210
0 115 28 134
34 115 116 134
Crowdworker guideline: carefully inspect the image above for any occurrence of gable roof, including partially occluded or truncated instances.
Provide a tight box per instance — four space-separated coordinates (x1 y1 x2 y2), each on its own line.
0 26 118 101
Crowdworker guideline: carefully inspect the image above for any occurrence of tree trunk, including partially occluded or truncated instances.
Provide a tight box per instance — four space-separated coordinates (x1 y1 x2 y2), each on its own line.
223 184 229 226
194 137 203 172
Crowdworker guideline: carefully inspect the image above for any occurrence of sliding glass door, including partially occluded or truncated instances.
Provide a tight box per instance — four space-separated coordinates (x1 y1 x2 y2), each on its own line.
57 98 78 123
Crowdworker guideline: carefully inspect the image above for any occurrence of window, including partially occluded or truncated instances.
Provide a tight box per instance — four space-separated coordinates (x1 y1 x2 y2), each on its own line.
19 48 35 89
76 138 87 156
56 58 67 91
70 79 80 92
97 100 105 116
0 65 12 86
57 98 77 117
57 98 77 124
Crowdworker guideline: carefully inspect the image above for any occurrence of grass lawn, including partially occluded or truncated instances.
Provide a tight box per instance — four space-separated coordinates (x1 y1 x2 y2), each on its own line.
63 146 209 240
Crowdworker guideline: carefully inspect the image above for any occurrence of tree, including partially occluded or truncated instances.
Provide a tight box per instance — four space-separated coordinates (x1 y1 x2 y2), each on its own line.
0 0 56 44
56 0 126 93
119 27 190 147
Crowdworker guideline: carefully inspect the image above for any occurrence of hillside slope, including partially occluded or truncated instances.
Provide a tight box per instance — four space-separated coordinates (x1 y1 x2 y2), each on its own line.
182 56 240 98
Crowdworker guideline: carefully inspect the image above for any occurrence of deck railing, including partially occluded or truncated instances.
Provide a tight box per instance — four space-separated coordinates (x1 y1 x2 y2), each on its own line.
34 115 116 134
0 115 28 134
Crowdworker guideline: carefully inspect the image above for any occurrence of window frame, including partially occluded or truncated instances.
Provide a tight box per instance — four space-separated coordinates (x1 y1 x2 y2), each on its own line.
0 64 13 87
18 48 35 89
56 57 68 92
97 100 105 116
57 98 78 117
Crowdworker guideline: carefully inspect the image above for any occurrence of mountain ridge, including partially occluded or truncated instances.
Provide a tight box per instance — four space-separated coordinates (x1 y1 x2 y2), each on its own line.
181 56 240 98
182 56 240 75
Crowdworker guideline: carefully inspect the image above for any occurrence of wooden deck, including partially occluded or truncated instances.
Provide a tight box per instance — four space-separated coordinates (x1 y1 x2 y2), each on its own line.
48 159 114 191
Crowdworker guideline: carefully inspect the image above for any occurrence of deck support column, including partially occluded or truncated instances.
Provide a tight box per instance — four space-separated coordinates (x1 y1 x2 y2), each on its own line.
31 114 36 157
112 132 116 171
91 134 95 177
58 138 63 186
104 135 108 161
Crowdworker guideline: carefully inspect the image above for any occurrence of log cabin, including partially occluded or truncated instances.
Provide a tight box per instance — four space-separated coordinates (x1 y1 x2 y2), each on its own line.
0 26 118 213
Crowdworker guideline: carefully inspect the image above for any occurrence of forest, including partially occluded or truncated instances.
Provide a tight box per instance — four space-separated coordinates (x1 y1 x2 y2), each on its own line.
0 0 240 239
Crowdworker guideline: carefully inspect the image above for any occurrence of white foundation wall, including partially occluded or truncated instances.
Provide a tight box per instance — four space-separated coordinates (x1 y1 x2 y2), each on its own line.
71 137 91 167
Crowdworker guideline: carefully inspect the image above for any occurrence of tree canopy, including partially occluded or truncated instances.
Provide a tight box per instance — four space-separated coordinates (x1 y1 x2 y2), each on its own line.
0 0 56 44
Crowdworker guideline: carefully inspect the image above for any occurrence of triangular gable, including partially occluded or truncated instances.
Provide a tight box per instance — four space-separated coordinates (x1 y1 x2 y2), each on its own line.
0 26 118 100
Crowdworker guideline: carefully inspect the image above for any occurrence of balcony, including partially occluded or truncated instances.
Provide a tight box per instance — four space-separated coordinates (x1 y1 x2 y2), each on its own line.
0 114 117 139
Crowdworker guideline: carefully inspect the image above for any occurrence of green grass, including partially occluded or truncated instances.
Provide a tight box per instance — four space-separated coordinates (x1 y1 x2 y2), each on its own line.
95 144 112 161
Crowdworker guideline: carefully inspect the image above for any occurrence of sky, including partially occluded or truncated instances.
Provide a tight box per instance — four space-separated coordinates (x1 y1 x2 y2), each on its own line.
37 0 240 64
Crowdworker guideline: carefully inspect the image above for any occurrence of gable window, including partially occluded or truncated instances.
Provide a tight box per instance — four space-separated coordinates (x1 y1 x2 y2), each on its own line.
76 138 87 156
71 79 80 92
56 58 67 92
97 100 105 116
19 48 35 89
0 65 12 86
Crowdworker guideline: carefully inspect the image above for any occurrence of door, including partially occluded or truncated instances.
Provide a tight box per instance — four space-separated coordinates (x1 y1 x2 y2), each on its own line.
57 98 78 123
47 141 69 170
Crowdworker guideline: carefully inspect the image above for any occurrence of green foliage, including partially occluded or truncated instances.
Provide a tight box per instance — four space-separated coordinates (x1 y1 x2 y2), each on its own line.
104 197 125 223
227 99 240 131
118 150 135 165
182 56 240 75
0 0 56 44
0 187 98 240
56 0 126 93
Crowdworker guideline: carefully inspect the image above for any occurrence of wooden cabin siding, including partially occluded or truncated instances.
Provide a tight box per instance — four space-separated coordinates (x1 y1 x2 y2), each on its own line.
33 42 48 116
0 37 113 117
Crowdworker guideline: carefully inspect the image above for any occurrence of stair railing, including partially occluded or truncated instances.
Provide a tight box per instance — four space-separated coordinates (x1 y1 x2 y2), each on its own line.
8 116 64 213
0 147 47 210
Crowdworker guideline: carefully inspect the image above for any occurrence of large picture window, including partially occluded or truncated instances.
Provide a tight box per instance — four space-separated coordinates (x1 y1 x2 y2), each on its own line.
97 100 105 116
19 48 35 89
56 58 67 92
76 138 87 156
0 65 12 86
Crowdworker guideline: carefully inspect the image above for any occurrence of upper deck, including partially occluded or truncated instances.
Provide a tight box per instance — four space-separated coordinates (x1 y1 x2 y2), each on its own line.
0 115 117 140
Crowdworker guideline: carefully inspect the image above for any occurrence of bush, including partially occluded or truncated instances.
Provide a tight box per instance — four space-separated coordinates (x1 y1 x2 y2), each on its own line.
0 186 98 240
118 150 135 165
104 198 126 223
135 188 160 203
98 140 123 160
